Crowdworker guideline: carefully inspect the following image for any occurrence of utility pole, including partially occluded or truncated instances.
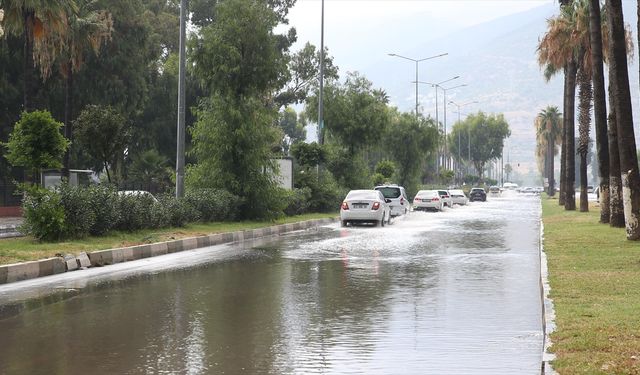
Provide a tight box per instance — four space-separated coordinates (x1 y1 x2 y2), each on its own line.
318 0 325 144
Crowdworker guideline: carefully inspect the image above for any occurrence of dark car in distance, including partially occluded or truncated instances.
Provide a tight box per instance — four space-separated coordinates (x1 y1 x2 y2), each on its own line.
469 187 487 202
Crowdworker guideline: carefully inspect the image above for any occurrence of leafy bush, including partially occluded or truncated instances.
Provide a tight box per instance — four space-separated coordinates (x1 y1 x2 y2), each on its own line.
156 195 196 227
375 160 396 179
115 193 157 231
294 168 344 213
57 184 96 238
185 188 241 222
20 186 66 241
86 184 120 236
284 187 312 216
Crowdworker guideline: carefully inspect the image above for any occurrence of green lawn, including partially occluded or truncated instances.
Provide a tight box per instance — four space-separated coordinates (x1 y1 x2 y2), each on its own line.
542 198 640 374
0 213 337 266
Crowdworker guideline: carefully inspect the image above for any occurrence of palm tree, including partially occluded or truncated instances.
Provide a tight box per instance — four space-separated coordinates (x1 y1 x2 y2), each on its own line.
538 4 578 210
56 0 112 175
0 0 73 110
606 0 640 239
589 0 610 223
535 106 562 197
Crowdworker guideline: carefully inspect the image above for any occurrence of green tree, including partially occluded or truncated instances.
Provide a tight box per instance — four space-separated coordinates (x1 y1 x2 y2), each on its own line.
128 148 170 191
34 0 113 175
291 141 325 167
3 110 69 181
276 42 339 107
384 112 438 197
306 72 390 156
452 111 510 181
278 107 306 154
535 106 562 196
73 104 129 183
188 0 295 219
0 0 74 110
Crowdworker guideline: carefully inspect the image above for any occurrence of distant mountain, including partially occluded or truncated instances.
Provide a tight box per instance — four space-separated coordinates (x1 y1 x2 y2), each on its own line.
360 2 640 179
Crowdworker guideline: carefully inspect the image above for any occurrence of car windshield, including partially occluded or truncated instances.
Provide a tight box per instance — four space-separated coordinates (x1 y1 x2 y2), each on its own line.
376 187 401 199
471 188 484 192
450 190 464 195
437 191 448 195
346 190 378 200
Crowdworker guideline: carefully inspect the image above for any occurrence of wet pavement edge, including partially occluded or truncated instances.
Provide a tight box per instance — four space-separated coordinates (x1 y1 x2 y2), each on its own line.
540 220 558 375
0 217 337 286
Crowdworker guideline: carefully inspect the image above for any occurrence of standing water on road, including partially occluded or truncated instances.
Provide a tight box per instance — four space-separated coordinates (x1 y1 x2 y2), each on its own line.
0 192 542 374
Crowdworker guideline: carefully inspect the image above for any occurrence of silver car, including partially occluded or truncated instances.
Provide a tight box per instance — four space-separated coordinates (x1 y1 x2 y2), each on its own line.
340 190 391 227
413 190 443 211
448 189 468 206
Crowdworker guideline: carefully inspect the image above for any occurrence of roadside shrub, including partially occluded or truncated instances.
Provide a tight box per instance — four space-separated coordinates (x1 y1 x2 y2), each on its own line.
185 188 241 222
116 193 157 231
294 168 344 213
284 187 312 216
57 183 95 238
155 195 196 228
86 184 120 236
20 186 66 241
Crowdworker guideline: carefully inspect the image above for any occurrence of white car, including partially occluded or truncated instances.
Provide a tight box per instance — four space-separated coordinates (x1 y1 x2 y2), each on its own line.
437 190 453 208
448 189 468 206
340 190 391 227
413 190 443 211
374 184 410 217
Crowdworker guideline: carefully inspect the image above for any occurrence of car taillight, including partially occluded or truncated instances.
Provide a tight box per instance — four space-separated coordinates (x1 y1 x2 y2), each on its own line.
432 197 440 201
414 197 420 202
372 202 380 210
400 197 404 205
341 201 349 210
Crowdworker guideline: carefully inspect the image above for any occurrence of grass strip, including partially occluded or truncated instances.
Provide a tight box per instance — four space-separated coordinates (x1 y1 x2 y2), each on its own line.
542 198 640 374
0 213 337 266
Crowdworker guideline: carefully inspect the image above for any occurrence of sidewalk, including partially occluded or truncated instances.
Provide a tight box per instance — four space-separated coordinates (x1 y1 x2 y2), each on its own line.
0 216 23 238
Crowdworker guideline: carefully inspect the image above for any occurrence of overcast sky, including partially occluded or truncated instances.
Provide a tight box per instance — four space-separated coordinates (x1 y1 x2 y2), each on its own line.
286 0 554 50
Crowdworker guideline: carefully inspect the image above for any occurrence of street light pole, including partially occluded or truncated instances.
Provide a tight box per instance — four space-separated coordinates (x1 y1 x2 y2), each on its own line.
441 84 466 170
449 100 478 182
318 0 325 144
388 52 447 117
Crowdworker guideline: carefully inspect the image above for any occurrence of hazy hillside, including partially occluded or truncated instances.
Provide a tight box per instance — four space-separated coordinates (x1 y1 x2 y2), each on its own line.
363 2 640 180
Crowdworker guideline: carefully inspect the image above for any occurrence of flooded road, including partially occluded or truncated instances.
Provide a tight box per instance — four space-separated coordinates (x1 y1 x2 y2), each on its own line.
0 192 542 374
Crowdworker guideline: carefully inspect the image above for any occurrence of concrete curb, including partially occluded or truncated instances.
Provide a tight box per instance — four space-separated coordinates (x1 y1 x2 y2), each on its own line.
0 217 337 286
540 220 558 375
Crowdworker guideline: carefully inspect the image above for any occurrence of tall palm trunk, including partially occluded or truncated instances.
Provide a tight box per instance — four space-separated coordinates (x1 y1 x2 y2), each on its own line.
559 67 569 207
22 10 35 111
577 68 592 212
63 62 73 178
608 81 625 227
564 60 577 211
590 0 610 223
547 138 556 196
607 0 640 239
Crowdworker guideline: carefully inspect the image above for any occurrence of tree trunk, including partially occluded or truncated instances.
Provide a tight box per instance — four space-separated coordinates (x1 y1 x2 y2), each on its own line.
590 0 610 223
63 63 73 179
607 80 625 227
608 0 640 239
547 139 556 196
559 67 569 206
564 60 577 211
22 10 34 111
577 68 592 212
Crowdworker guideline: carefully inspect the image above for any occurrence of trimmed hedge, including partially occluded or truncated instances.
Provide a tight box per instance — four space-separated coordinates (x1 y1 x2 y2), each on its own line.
20 185 241 241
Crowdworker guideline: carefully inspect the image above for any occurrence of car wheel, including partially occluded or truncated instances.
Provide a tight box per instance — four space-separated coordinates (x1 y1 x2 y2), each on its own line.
341 220 348 227
387 214 392 225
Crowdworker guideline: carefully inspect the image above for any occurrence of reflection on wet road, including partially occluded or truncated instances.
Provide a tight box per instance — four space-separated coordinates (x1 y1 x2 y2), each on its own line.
0 192 542 374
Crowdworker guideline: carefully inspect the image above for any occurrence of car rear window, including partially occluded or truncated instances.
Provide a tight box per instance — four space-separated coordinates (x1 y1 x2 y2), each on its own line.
347 190 378 200
375 187 401 198
416 190 437 197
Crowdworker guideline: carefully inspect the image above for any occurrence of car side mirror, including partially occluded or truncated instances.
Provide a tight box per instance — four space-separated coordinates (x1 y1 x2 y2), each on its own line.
385 198 392 204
